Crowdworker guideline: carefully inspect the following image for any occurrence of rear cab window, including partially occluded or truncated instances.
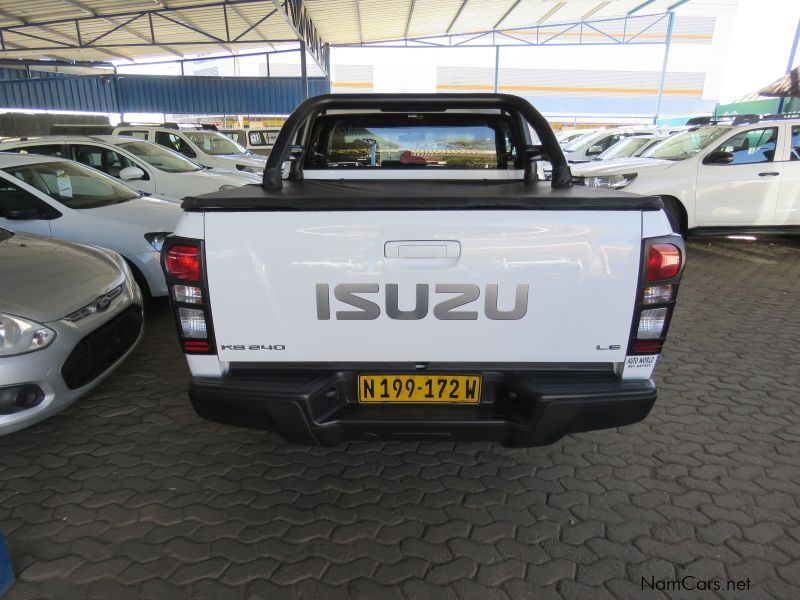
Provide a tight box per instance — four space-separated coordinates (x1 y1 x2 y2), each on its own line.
305 114 522 170
15 144 66 158
117 130 148 140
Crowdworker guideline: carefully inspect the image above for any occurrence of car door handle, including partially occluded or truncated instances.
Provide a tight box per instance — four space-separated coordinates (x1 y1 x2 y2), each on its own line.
384 240 461 259
758 171 780 176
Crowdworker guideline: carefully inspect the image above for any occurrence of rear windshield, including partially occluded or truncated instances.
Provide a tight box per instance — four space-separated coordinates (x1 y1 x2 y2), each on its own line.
306 114 521 170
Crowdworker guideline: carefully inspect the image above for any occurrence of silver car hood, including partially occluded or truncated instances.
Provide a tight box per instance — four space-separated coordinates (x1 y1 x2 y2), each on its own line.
570 157 676 177
192 168 261 184
77 196 182 228
221 154 267 167
0 230 124 322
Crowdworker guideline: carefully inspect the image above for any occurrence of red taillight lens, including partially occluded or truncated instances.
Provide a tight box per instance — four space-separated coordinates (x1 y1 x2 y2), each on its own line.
646 244 681 282
633 340 663 354
165 245 200 281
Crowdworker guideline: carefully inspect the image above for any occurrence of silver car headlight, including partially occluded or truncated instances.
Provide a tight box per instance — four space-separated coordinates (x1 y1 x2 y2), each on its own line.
144 232 171 252
577 173 637 189
0 314 56 356
236 164 264 176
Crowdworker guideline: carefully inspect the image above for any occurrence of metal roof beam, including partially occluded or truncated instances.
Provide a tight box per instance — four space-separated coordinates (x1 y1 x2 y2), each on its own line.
355 0 363 44
582 1 611 20
227 4 279 51
446 0 469 35
344 12 681 48
404 0 416 38
271 0 329 74
667 0 691 9
537 1 566 24
628 0 658 15
154 1 237 55
232 8 278 42
0 7 137 63
0 1 285 59
494 0 522 30
62 0 182 59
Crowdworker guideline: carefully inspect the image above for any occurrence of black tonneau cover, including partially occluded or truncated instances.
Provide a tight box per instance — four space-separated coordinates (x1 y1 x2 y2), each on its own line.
182 180 663 212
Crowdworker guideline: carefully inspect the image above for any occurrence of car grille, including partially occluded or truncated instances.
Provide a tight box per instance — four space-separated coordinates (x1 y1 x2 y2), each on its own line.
61 305 143 390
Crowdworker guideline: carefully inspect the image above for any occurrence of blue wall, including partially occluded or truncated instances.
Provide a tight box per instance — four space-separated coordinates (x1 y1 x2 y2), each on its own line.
116 76 327 114
0 69 328 114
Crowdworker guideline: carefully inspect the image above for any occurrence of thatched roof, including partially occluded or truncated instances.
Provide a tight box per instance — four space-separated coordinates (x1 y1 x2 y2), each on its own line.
758 67 800 98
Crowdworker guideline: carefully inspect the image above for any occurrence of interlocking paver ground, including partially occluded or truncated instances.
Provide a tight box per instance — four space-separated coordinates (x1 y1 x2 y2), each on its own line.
2 237 800 599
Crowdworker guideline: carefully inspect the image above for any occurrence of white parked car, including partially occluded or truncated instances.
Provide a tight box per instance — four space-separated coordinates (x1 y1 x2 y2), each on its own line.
0 228 143 435
556 128 599 146
0 154 180 297
112 124 267 175
563 128 658 163
593 134 667 161
571 117 800 234
220 128 281 156
0 135 260 202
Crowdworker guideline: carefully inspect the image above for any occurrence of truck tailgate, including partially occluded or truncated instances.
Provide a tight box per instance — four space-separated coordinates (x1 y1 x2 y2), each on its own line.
204 210 641 364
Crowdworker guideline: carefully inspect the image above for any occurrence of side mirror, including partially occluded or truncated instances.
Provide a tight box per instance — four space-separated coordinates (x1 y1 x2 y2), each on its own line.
3 208 41 220
586 144 604 156
119 166 145 181
703 150 734 165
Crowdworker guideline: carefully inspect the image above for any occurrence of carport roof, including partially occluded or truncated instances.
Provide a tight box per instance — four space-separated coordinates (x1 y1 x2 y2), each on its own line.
0 0 687 64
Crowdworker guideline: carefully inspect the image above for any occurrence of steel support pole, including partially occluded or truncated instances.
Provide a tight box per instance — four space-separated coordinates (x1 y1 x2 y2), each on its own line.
300 40 308 99
778 17 800 114
324 43 331 93
493 45 500 93
653 11 674 124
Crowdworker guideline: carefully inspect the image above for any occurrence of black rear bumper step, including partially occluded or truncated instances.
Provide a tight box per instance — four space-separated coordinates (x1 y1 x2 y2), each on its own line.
189 369 656 447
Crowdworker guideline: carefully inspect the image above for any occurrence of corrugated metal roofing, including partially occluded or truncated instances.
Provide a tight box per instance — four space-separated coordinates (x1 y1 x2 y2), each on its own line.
0 70 327 113
0 0 708 64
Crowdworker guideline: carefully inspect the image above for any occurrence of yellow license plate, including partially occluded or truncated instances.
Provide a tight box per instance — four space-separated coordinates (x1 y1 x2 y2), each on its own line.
358 374 482 404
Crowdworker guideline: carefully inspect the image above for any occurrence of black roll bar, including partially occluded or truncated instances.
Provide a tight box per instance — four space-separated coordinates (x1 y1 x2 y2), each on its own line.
262 93 572 190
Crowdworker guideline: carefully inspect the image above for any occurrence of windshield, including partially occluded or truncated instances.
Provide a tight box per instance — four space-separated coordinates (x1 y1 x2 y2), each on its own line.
643 126 730 161
184 131 246 155
598 137 655 160
563 131 603 152
308 115 519 170
119 141 202 173
2 161 137 209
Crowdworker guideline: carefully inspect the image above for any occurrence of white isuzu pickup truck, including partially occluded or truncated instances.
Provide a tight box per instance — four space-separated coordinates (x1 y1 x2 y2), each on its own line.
161 94 685 447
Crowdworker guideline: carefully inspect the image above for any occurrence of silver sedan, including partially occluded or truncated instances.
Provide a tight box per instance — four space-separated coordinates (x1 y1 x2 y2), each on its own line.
0 227 143 435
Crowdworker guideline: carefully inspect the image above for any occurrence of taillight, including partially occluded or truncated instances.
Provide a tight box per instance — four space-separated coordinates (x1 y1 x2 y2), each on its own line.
646 244 681 281
165 245 200 281
628 236 685 355
161 238 216 355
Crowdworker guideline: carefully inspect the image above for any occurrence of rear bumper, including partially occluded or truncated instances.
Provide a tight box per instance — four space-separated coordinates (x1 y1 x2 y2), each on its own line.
189 368 656 447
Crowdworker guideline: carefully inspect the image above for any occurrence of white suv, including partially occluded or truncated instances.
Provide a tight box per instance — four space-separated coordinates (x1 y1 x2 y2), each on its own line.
563 128 659 163
571 117 800 234
0 135 260 202
112 124 267 175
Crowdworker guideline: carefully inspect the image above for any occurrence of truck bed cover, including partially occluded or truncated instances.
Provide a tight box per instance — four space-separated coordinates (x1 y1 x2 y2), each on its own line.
182 180 664 212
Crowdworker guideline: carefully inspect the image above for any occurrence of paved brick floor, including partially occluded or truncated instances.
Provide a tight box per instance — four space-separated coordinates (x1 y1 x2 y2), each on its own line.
2 238 800 600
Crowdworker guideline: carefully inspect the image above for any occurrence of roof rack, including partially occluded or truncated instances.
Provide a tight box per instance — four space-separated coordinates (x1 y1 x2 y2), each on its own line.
685 116 714 126
730 114 760 125
761 112 800 121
